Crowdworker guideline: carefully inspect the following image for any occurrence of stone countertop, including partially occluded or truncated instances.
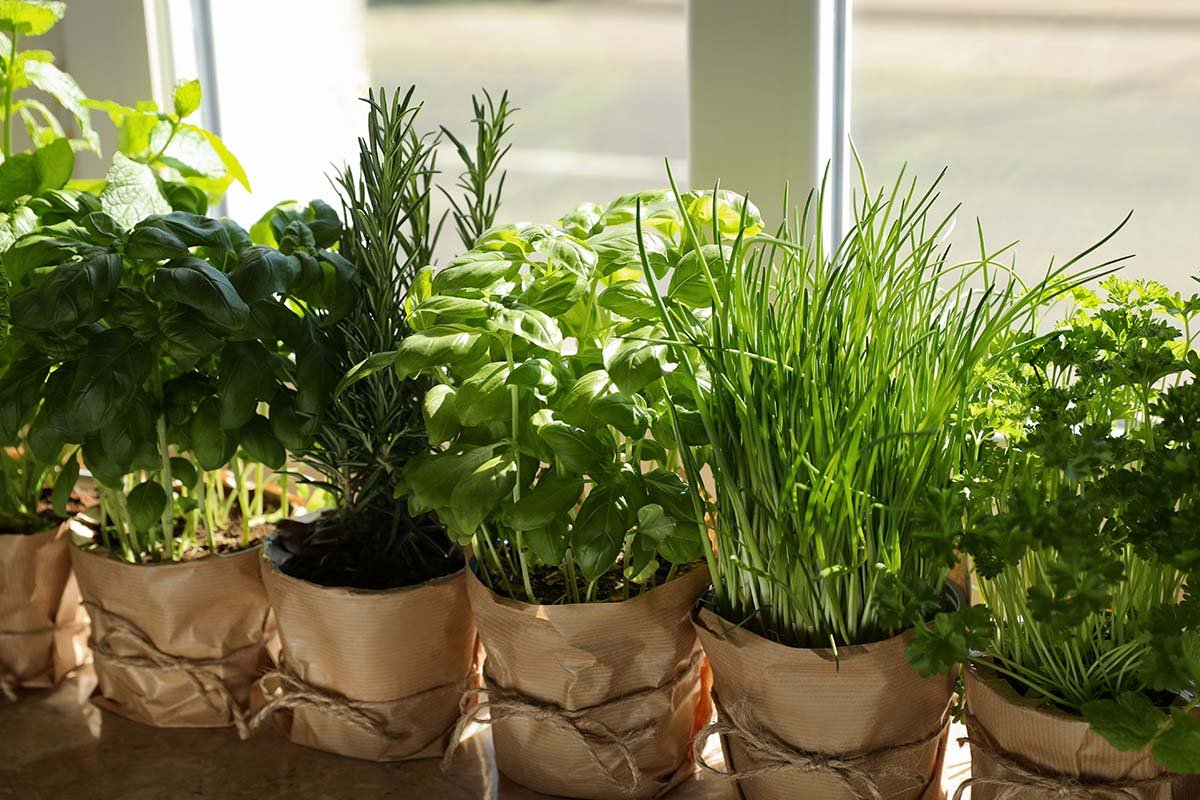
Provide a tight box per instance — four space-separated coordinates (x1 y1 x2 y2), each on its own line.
1 669 972 799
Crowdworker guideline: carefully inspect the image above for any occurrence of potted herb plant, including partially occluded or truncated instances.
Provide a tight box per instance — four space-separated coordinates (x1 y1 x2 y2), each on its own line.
1 91 341 726
652 166 1118 800
0 0 95 699
391 187 739 799
247 87 513 762
910 278 1200 799
0 1 236 701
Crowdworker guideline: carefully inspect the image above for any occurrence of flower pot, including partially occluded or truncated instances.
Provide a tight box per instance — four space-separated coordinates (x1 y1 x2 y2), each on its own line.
694 608 954 800
0 522 87 697
457 564 712 800
254 533 477 761
69 537 272 728
960 664 1197 800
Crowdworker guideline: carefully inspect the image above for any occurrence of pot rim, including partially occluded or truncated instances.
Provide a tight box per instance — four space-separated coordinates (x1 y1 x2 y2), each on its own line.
467 556 711 615
695 579 965 664
68 518 263 570
261 526 467 597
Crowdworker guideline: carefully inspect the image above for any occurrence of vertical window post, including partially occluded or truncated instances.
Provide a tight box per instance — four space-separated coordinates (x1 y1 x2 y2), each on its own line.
689 0 851 239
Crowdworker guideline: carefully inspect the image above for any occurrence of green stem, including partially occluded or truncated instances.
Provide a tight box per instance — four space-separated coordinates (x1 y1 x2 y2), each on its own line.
254 463 264 518
148 363 175 559
202 472 217 552
3 32 17 159
234 459 251 547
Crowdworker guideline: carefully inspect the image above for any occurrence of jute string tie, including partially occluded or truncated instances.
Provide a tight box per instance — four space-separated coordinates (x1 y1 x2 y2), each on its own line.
694 695 947 800
244 662 470 757
952 713 1175 800
442 650 705 796
82 601 263 735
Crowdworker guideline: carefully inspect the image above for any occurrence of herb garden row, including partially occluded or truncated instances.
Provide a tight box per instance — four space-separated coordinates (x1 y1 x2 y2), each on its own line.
0 3 1196 799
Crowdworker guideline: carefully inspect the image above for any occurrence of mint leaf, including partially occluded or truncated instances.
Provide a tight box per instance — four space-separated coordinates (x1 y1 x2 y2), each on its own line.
1081 692 1164 752
0 153 39 205
34 135 73 191
181 123 250 190
99 153 170 229
173 78 202 118
24 58 99 152
0 0 64 36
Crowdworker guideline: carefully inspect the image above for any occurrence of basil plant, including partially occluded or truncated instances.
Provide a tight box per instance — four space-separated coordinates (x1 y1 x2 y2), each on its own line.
0 193 350 563
392 189 761 604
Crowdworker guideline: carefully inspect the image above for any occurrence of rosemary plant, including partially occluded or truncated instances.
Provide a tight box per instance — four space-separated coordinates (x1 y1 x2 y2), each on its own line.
282 87 512 588
650 163 1121 648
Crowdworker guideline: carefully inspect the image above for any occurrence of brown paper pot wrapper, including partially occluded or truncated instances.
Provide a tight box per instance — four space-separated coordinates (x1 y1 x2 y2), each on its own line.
962 664 1198 800
695 608 954 800
70 541 272 728
0 522 88 695
465 564 712 800
258 546 477 762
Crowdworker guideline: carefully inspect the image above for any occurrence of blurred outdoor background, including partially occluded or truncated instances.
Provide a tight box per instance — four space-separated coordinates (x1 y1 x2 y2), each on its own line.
357 0 1200 290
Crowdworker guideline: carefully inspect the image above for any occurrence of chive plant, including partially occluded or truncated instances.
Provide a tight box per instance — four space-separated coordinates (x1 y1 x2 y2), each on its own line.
649 164 1123 648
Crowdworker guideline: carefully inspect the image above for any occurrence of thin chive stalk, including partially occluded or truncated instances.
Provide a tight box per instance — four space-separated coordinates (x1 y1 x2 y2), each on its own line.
653 162 1119 648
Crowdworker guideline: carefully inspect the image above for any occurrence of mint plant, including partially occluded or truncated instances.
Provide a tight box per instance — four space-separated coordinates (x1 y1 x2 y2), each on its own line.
909 277 1200 773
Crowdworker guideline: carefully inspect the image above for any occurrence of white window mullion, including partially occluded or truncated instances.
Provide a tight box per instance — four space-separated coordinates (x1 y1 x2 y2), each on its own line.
688 0 851 238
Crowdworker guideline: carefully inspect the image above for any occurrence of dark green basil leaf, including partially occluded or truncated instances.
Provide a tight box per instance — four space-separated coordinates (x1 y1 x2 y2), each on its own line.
240 414 286 469
232 245 302 302
127 480 168 533
153 257 250 329
217 341 276 429
64 327 153 434
190 397 234 471
570 486 629 582
11 250 121 335
0 357 48 442
160 307 221 369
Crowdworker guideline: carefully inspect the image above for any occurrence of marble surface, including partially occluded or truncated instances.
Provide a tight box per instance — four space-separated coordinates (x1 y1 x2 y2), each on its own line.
0 669 972 799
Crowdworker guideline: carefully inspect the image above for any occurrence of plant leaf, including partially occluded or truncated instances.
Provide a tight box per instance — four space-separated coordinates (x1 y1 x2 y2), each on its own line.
100 153 171 229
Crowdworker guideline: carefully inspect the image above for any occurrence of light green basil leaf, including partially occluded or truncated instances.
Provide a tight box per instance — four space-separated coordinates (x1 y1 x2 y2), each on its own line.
508 473 583 531
423 384 461 445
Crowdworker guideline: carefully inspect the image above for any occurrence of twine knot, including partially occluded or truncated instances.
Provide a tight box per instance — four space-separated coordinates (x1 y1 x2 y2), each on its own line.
695 695 947 800
245 663 468 758
951 713 1175 800
442 650 705 796
82 601 263 736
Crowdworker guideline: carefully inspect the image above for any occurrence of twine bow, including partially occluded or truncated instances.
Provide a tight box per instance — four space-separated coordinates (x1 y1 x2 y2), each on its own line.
442 651 705 796
694 696 947 800
244 663 467 757
83 601 263 736
952 714 1175 800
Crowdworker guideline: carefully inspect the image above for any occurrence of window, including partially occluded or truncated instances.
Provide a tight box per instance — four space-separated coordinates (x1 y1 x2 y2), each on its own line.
363 0 687 227
852 0 1200 290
